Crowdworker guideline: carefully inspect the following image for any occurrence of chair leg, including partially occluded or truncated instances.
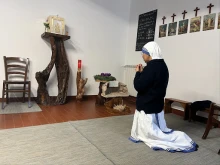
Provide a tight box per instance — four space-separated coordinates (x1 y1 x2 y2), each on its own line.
202 121 212 139
6 84 8 104
218 149 220 155
202 106 214 139
23 84 26 103
28 82 31 108
2 83 5 109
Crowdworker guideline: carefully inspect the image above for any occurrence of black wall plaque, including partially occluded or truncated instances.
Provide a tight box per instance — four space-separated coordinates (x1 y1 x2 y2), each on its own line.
135 10 157 51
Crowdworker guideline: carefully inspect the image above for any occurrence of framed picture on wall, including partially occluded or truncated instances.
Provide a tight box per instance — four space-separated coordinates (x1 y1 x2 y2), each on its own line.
203 13 216 31
159 24 167 38
178 19 189 35
168 22 177 36
190 16 201 33
218 12 220 29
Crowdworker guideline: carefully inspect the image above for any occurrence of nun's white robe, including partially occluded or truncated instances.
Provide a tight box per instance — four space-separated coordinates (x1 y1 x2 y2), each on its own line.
130 110 197 153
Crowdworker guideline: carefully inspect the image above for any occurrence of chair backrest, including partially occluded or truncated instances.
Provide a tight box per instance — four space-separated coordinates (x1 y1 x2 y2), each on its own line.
3 56 29 81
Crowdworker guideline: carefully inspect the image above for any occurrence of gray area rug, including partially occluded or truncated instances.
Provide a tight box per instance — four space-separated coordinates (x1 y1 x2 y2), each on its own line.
0 122 112 165
0 114 219 164
0 101 41 114
70 114 220 165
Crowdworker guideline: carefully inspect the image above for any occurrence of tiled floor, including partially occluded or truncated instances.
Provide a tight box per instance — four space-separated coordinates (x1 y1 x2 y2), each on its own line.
0 97 136 129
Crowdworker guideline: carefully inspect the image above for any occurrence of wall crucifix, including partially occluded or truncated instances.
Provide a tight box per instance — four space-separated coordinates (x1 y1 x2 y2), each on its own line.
162 16 166 24
207 3 214 14
171 13 176 22
194 7 200 16
182 10 187 19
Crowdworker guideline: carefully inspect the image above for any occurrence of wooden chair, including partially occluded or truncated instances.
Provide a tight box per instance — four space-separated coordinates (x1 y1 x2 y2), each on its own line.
202 103 220 139
2 56 31 109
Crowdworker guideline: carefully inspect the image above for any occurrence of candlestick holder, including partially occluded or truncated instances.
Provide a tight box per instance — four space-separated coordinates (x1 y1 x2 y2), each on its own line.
76 69 88 101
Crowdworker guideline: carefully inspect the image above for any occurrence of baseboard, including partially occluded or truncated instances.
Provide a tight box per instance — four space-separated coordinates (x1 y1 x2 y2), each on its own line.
0 95 97 103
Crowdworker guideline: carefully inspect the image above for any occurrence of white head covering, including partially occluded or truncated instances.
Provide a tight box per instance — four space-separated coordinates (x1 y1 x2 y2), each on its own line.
142 41 163 59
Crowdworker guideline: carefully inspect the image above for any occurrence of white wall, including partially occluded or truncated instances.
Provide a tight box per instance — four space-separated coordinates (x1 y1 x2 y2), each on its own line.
0 0 131 97
125 0 220 103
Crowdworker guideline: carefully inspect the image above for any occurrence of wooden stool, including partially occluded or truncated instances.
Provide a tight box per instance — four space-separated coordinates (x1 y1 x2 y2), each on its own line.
164 98 191 120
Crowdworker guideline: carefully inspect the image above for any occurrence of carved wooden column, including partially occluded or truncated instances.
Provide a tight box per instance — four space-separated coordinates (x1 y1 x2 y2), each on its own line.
35 32 70 105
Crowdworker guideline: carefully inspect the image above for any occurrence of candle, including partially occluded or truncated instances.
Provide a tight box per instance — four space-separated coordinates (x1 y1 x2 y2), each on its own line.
78 60 82 70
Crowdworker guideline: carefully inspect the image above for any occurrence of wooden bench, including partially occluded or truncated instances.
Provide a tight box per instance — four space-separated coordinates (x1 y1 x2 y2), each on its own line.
164 98 191 120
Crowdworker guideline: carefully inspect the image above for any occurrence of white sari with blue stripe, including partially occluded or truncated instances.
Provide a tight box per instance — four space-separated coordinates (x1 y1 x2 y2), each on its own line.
129 110 198 153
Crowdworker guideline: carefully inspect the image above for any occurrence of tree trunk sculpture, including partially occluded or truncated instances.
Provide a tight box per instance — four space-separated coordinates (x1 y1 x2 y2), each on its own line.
54 39 70 104
36 32 70 105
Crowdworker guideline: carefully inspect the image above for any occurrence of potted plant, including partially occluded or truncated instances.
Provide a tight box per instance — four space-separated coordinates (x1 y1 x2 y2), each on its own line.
43 22 50 32
94 73 116 82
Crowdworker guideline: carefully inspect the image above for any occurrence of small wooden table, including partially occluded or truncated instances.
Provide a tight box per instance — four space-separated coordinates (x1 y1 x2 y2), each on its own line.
164 98 191 120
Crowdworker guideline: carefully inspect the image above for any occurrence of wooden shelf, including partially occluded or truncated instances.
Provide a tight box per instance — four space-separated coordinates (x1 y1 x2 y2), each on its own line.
41 32 70 41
